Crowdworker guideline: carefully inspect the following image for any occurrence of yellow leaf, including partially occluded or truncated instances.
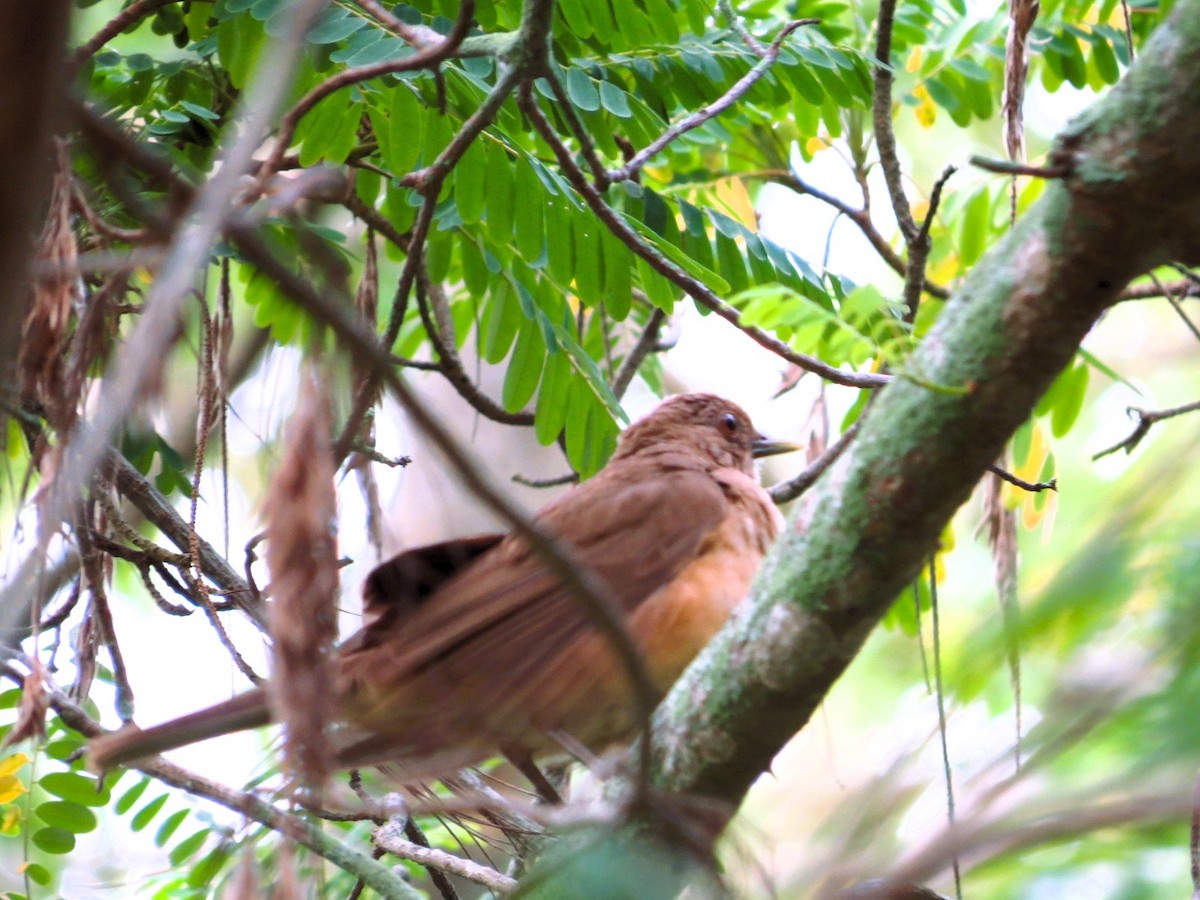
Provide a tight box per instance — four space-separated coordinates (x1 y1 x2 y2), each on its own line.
0 753 29 778
906 47 923 72
913 83 936 128
714 178 757 230
804 136 827 157
1022 493 1045 530
0 774 25 804
927 252 960 284
1014 421 1049 483
1 805 22 835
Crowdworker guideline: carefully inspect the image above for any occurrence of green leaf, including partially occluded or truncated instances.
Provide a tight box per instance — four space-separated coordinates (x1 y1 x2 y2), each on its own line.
534 350 572 445
635 256 678 311
459 234 489 296
299 96 361 166
565 68 601 112
454 141 487 225
573 219 603 304
1051 363 1089 438
1078 346 1140 393
501 323 546 412
623 215 730 294
306 8 363 44
598 80 632 118
382 86 424 176
39 772 109 807
216 14 265 90
25 862 52 886
131 794 170 832
168 829 210 866
514 159 545 262
713 230 749 295
35 800 97 834
155 808 189 847
545 198 576 287
484 142 516 244
114 776 150 815
600 228 632 320
959 186 992 268
187 844 233 888
480 282 522 363
32 826 75 854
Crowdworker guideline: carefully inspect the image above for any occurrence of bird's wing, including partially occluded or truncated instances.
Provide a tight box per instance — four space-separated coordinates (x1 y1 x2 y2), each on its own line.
338 464 728 700
343 533 505 654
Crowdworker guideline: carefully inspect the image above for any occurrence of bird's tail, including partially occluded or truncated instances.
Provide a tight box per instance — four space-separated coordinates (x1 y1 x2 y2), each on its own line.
88 689 271 772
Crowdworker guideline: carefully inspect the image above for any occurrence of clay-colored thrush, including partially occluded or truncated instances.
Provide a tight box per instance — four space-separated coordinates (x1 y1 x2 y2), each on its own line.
88 393 798 777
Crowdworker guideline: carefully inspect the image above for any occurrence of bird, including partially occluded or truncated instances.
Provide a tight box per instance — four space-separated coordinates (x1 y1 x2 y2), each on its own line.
88 393 800 781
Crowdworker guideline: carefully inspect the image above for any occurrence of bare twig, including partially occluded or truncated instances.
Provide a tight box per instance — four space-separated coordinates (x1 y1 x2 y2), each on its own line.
415 269 534 425
903 165 956 322
752 169 951 300
768 421 861 504
717 0 768 56
611 308 667 399
375 817 518 894
970 156 1072 179
1092 399 1200 459
1118 278 1200 301
872 0 919 245
986 464 1056 493
105 451 263 627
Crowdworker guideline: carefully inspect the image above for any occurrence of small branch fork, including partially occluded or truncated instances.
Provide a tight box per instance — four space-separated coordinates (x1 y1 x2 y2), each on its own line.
987 463 1057 493
1092 399 1200 460
604 19 819 186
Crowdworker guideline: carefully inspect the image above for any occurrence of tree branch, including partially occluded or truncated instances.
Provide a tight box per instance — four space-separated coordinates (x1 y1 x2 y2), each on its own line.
651 0 1200 807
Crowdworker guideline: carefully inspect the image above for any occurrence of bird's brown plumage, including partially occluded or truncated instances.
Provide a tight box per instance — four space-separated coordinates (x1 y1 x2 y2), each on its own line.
88 393 793 779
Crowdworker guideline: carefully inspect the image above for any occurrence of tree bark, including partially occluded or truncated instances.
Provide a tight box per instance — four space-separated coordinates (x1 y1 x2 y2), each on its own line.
651 0 1200 807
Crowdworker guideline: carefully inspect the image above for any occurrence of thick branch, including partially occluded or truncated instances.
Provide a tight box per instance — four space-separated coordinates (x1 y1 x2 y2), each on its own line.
651 0 1200 806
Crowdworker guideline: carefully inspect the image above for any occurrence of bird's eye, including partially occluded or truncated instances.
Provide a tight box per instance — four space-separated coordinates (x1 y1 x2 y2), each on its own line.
720 413 739 434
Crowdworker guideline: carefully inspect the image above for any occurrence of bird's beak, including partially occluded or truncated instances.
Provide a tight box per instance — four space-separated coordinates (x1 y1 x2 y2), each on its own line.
751 435 804 459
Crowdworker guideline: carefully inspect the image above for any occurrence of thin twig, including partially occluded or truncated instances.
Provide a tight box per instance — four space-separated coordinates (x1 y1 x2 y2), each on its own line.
375 817 516 894
544 70 610 185
606 19 818 184
717 0 767 56
71 0 181 67
611 308 667 399
970 156 1071 179
751 169 951 300
872 0 919 245
1092 399 1200 459
929 555 963 898
768 421 861 504
903 165 956 323
415 268 534 425
104 451 263 626
986 463 1056 493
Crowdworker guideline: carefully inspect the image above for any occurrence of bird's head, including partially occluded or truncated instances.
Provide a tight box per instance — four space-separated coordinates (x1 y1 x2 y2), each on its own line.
614 393 802 475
